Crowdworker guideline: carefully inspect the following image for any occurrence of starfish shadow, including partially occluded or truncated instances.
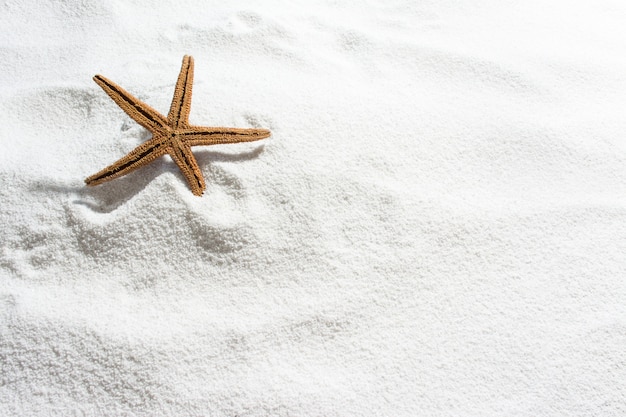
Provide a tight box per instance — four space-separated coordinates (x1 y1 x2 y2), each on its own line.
192 143 265 165
76 167 161 212
75 144 265 212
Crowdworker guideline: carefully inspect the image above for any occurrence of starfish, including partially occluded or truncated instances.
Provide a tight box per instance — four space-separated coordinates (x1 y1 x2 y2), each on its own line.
85 55 270 196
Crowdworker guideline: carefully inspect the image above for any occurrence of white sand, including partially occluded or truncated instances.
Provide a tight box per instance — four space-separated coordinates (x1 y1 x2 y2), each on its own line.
2 0 626 415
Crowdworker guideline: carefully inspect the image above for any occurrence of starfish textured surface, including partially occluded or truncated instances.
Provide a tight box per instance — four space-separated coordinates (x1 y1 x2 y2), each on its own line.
85 55 271 196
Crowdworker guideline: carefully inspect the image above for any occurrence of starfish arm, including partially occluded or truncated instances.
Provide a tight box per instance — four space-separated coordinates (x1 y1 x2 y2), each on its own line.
181 126 271 147
169 143 206 196
85 138 168 186
167 55 194 129
93 75 168 133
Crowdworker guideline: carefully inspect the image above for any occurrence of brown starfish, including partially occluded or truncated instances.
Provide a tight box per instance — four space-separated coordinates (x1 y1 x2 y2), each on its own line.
85 55 270 196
